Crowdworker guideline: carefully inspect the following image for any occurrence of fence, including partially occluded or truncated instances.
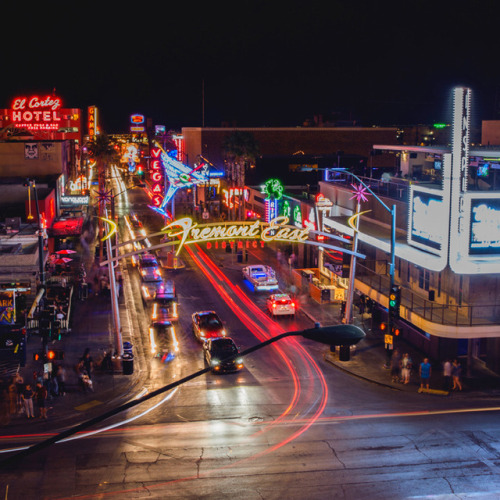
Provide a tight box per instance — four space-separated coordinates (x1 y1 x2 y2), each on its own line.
355 263 500 327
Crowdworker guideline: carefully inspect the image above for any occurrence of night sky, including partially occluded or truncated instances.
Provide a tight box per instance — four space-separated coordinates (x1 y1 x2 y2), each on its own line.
2 1 500 133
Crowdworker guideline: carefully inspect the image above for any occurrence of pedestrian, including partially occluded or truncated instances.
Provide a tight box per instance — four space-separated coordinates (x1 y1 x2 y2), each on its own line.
401 353 412 384
14 372 24 413
35 382 48 419
452 359 463 391
7 378 17 415
55 364 67 396
419 357 432 390
22 384 35 419
443 359 452 391
80 348 94 381
390 348 402 382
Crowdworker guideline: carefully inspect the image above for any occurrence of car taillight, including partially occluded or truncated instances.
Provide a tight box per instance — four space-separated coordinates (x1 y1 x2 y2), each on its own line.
272 303 276 308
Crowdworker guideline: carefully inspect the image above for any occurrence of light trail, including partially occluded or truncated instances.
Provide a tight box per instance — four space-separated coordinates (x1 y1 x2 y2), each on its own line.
0 388 178 455
187 244 329 442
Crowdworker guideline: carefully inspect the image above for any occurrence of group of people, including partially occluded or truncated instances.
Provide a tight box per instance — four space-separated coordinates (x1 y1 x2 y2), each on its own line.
390 349 413 384
390 349 464 391
0 370 55 421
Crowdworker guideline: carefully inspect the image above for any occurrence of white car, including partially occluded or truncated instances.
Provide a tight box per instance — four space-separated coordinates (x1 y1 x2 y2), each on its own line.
267 293 296 317
138 253 162 282
242 264 279 291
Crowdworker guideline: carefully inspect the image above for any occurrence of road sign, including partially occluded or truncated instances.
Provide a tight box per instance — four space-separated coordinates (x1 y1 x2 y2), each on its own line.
384 334 393 345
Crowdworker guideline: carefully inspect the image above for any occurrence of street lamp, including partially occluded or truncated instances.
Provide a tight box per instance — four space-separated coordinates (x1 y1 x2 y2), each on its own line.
328 169 396 344
1 323 365 466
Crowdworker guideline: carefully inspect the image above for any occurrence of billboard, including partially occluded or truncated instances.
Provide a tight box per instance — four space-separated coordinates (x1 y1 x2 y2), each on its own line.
408 186 448 256
468 195 500 256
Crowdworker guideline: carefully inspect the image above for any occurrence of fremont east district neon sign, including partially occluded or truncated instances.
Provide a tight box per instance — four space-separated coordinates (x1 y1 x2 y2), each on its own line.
164 216 310 255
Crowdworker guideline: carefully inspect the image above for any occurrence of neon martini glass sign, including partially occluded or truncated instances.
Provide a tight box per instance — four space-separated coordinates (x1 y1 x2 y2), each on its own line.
150 144 214 218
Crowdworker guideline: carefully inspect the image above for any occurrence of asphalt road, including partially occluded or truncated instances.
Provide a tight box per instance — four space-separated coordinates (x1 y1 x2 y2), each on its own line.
2 188 500 499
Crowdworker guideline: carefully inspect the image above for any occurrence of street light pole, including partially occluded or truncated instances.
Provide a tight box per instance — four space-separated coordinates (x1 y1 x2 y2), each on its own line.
328 170 396 338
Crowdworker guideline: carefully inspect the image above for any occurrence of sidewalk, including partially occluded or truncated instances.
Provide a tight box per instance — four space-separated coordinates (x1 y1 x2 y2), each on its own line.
2 250 143 430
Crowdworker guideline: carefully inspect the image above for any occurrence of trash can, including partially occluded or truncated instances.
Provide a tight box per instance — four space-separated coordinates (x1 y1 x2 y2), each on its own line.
123 341 133 355
338 345 350 362
122 352 134 375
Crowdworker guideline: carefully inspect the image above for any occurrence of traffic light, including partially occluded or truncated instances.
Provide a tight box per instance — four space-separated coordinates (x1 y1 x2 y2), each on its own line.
47 350 64 361
33 350 64 362
389 285 401 320
392 326 400 336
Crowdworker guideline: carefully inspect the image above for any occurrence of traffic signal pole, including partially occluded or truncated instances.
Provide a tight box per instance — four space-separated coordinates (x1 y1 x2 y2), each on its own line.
386 205 397 365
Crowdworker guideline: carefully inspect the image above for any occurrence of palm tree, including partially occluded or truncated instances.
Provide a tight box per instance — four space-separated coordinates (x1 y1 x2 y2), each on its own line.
86 134 116 261
222 131 260 220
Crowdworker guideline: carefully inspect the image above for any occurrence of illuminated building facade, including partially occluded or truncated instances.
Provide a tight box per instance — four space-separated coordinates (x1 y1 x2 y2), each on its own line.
319 88 500 373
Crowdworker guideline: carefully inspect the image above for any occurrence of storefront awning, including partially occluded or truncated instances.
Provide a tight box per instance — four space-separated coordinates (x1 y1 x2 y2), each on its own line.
49 217 84 237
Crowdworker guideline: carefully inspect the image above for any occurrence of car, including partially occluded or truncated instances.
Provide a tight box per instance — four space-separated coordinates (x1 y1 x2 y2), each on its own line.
242 264 279 291
266 293 296 317
141 279 172 302
151 291 178 323
192 311 226 342
138 253 162 282
203 337 243 373
148 321 179 360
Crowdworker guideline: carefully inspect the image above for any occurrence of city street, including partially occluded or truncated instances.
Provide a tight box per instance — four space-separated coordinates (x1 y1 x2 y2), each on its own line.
1 188 500 499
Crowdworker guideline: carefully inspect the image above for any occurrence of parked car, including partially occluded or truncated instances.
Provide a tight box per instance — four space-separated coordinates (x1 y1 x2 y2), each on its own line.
192 311 226 342
266 293 296 317
242 264 279 291
203 337 243 373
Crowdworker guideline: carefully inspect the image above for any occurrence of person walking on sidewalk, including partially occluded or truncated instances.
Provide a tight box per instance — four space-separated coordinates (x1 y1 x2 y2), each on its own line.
22 384 35 419
401 353 412 384
452 359 463 391
443 359 452 391
419 358 432 390
390 348 402 383
35 382 48 419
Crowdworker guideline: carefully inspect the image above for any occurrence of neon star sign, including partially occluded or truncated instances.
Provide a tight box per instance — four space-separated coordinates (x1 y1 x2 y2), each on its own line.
350 183 370 203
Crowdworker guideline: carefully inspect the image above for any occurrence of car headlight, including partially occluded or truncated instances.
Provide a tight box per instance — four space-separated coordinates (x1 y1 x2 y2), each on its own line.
221 329 226 337
236 358 243 364
211 359 220 366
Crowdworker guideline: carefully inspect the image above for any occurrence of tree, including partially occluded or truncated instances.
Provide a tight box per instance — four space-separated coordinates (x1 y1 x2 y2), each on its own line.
222 131 260 220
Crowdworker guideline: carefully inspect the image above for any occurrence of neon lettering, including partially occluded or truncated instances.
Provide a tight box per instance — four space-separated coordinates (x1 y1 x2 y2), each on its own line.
162 217 310 255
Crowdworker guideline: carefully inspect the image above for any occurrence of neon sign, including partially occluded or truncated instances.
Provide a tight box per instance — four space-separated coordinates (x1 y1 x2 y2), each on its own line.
163 216 310 256
150 147 164 208
12 96 62 111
